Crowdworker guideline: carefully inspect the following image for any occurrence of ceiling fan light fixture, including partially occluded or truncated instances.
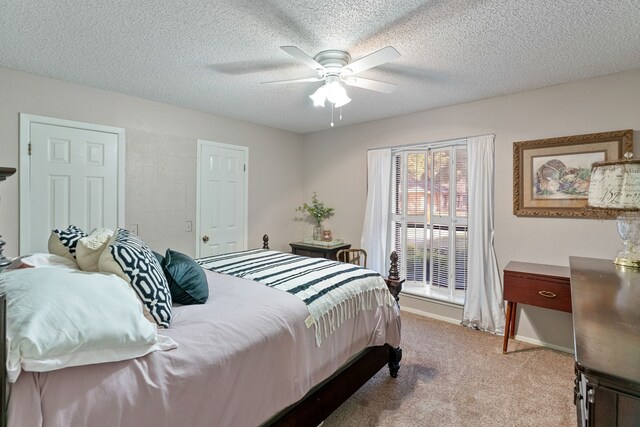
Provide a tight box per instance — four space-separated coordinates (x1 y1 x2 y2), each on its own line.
332 93 351 108
271 46 400 124
269 46 400 125
324 77 351 107
309 85 327 107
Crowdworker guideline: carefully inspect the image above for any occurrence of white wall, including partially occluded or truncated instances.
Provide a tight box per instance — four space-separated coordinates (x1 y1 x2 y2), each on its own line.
0 66 304 256
301 70 640 351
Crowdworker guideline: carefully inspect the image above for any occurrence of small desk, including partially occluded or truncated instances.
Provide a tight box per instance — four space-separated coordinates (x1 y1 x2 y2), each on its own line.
289 241 351 261
502 261 571 353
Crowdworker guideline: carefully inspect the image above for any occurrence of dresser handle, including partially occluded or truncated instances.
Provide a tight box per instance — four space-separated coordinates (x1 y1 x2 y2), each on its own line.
538 290 556 298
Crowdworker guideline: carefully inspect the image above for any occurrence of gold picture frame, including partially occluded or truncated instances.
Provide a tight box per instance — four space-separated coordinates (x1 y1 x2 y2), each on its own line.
513 129 633 218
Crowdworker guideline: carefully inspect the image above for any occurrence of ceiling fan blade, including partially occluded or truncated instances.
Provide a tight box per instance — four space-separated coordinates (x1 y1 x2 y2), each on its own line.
342 46 400 75
261 77 323 85
342 77 397 94
280 46 324 71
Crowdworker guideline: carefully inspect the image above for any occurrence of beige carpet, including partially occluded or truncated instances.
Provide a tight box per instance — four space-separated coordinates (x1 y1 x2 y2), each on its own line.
324 312 576 427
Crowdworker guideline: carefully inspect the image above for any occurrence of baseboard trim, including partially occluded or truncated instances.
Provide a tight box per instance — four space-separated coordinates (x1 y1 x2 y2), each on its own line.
401 306 575 355
400 291 463 309
514 334 574 355
400 306 461 325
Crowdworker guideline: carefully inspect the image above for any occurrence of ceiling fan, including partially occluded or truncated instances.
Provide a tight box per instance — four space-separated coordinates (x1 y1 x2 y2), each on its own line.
262 46 401 114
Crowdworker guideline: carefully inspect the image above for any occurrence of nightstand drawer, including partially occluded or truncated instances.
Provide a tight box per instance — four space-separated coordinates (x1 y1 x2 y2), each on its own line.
294 249 322 258
289 242 351 261
504 274 571 312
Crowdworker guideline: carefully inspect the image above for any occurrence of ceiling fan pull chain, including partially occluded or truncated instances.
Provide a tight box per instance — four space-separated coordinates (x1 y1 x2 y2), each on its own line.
330 104 335 127
339 106 343 121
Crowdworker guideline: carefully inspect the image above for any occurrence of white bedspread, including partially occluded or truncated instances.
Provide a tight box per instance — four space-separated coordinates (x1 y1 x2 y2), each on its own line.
8 269 401 427
198 250 397 346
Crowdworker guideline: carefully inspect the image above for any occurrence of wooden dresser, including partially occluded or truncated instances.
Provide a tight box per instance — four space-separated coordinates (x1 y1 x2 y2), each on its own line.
570 257 640 426
502 261 571 353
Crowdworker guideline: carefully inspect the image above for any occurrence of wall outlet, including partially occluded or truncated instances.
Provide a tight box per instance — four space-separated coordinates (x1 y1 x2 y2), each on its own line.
128 224 138 235
185 220 193 232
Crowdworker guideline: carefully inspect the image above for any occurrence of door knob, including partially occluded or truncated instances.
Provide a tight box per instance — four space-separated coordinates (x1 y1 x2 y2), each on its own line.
202 235 209 243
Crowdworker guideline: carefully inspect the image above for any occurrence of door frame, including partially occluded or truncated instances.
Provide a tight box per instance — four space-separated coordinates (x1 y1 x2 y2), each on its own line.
19 113 125 254
195 139 248 258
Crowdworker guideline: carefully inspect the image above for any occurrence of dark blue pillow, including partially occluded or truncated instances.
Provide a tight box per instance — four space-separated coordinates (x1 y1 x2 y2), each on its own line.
153 251 165 266
162 249 209 305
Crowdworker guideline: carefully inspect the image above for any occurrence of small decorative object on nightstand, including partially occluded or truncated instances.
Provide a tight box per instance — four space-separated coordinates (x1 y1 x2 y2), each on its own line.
294 192 335 242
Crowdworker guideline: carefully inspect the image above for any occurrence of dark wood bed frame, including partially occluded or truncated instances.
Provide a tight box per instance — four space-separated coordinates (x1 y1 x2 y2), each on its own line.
0 234 403 427
261 235 403 426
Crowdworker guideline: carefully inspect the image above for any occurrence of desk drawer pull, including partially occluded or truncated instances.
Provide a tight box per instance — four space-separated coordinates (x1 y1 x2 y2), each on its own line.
538 290 557 298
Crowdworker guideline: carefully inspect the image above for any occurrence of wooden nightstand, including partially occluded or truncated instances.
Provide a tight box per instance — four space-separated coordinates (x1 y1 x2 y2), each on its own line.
502 261 571 353
289 242 351 261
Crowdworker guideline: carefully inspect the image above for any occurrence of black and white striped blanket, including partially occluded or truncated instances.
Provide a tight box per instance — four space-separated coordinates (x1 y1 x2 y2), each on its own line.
197 249 395 346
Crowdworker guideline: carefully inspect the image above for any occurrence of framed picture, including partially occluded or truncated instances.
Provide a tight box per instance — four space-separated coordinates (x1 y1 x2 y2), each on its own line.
513 129 633 218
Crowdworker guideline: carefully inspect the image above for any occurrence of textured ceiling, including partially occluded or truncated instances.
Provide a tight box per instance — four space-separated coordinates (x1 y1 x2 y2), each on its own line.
1 0 640 134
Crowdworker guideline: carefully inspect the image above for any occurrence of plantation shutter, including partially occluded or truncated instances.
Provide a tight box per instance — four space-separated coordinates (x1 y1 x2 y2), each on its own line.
389 139 469 303
392 153 403 273
454 147 469 290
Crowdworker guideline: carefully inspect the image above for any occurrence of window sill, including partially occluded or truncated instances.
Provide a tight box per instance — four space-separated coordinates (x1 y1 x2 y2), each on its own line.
401 283 465 307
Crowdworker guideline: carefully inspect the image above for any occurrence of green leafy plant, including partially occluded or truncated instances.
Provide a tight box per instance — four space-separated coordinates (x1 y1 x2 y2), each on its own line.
295 192 335 226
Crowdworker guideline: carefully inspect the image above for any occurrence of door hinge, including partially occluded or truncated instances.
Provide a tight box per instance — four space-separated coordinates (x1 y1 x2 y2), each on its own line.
28 142 32 156
244 164 246 172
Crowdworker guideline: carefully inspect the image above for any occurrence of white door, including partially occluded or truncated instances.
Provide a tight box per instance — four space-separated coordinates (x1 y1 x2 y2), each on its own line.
20 115 123 254
196 141 247 257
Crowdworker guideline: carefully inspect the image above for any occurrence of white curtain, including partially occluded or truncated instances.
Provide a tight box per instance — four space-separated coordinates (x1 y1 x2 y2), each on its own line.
462 135 505 334
361 148 392 275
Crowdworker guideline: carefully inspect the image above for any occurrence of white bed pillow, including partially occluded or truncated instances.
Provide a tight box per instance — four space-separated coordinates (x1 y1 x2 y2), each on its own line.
5 253 79 270
75 228 114 272
0 268 177 383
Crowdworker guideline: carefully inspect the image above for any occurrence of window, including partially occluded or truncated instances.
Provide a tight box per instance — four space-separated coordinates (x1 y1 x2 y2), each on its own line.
391 142 468 304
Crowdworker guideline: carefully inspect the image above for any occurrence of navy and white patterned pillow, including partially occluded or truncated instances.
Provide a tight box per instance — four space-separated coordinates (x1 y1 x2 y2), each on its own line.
50 225 88 259
104 229 172 327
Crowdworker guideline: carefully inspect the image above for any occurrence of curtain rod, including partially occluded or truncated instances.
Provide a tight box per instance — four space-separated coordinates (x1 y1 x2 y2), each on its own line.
366 133 495 151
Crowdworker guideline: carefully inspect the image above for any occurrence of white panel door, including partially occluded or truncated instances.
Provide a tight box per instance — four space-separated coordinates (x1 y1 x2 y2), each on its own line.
28 123 119 252
197 142 247 257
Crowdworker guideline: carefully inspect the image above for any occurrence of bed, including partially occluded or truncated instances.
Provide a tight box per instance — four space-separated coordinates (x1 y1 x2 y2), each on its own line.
0 233 402 427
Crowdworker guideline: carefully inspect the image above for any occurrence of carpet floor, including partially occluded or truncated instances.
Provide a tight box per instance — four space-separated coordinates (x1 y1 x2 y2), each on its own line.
323 311 576 427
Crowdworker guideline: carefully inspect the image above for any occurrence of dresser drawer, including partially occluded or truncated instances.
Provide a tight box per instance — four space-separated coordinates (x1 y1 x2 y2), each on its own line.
504 273 572 313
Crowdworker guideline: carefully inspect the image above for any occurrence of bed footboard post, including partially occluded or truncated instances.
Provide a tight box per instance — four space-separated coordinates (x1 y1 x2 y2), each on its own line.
383 252 403 378
388 346 402 378
262 234 269 250
384 251 404 302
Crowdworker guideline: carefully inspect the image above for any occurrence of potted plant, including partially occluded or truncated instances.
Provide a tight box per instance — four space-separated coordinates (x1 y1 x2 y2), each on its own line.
295 192 335 241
